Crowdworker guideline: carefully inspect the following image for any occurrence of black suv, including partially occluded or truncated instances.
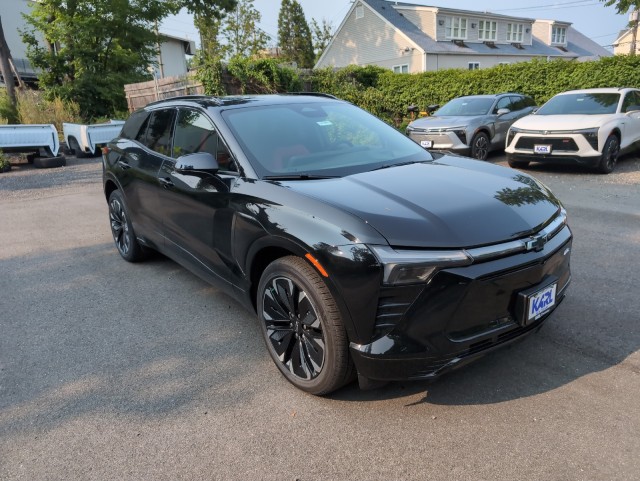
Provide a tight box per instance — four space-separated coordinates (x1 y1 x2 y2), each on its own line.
103 94 572 395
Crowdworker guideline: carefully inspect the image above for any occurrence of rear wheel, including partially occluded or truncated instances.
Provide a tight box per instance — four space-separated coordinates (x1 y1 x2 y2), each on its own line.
257 256 353 395
471 132 490 160
108 190 146 262
597 135 620 174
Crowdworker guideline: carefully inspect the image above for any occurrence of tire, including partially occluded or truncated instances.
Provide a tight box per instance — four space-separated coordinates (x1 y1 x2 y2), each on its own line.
107 190 147 262
257 256 354 395
508 158 530 169
33 155 66 169
597 135 620 174
470 132 490 160
68 136 87 158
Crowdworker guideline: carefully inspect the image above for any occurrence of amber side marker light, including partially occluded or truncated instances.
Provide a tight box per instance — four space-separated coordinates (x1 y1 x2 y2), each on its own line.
102 146 110 155
305 253 329 278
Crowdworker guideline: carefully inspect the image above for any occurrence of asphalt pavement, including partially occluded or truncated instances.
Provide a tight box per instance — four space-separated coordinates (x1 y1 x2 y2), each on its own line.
1 153 639 480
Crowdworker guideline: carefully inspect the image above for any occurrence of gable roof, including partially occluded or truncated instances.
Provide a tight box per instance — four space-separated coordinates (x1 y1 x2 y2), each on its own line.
345 0 611 59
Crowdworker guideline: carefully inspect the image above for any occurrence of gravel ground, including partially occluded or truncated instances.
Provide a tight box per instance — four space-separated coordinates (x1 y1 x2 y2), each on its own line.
0 155 103 201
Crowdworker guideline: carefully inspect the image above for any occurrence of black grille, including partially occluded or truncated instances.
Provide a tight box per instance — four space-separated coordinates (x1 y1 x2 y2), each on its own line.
515 137 579 152
374 286 423 334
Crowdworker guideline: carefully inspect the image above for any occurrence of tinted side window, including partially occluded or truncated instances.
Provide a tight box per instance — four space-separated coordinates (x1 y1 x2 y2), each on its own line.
145 109 176 156
510 95 535 111
622 91 640 112
173 109 237 172
494 97 513 112
120 110 150 140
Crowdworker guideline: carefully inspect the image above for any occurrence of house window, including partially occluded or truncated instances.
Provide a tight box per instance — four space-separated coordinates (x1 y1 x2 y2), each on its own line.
445 16 468 40
468 62 480 70
551 26 567 44
393 64 409 74
507 23 524 43
355 5 364 19
478 20 497 41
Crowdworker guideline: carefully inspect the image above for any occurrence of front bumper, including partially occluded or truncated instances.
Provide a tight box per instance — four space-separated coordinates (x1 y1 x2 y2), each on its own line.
349 226 572 382
408 130 470 155
505 131 602 167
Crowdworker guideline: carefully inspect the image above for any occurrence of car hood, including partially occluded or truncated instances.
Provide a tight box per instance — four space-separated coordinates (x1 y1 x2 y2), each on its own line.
282 155 561 248
513 114 613 131
408 116 483 130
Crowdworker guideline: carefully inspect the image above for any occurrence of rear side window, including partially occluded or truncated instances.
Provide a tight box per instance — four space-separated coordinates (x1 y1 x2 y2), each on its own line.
144 109 176 156
509 95 536 111
120 110 150 140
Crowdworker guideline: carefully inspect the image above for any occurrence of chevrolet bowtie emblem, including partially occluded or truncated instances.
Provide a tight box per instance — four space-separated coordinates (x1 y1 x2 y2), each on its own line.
525 233 547 252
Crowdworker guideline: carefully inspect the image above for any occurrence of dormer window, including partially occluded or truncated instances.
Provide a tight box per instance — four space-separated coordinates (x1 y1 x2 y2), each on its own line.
551 25 567 44
507 23 524 43
445 16 468 40
478 20 497 41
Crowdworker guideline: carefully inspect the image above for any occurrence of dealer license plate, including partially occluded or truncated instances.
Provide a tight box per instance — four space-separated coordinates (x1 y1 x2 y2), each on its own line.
420 140 433 148
534 144 552 154
527 283 557 321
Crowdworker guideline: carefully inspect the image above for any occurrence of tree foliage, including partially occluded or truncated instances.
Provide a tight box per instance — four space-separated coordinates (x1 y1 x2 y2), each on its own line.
310 18 334 62
21 0 236 119
277 0 314 68
223 0 270 59
600 0 640 14
21 0 180 119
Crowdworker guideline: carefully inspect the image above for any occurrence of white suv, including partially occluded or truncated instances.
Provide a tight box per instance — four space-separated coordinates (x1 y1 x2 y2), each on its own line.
505 88 640 173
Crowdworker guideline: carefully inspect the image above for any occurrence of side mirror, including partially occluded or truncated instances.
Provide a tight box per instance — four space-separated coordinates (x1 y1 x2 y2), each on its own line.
175 152 219 175
496 108 511 116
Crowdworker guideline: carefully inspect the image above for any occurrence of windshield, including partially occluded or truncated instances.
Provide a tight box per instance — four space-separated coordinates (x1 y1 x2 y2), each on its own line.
536 93 621 115
221 102 432 178
434 97 494 116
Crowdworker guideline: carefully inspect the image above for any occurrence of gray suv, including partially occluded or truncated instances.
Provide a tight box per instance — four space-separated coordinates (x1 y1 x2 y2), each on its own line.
406 93 536 160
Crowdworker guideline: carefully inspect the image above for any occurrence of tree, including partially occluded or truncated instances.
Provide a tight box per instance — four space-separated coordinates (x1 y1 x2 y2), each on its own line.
310 18 333 62
601 1 639 55
0 16 17 111
22 0 181 119
21 0 236 119
223 0 270 59
277 0 314 68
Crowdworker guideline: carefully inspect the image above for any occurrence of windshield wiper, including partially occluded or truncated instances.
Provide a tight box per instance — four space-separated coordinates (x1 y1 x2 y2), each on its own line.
372 160 431 171
263 174 338 180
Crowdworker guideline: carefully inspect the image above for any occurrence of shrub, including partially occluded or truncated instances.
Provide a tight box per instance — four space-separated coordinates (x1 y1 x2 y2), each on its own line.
16 90 81 133
0 149 11 172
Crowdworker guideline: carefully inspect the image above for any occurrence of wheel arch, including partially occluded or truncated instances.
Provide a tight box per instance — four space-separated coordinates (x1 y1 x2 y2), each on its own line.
104 178 119 202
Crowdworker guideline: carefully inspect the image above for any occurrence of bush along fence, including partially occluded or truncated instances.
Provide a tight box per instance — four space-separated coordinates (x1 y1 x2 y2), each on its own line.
123 55 640 126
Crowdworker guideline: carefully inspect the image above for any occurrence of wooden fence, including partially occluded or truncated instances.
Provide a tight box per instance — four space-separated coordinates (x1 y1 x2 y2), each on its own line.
124 73 204 112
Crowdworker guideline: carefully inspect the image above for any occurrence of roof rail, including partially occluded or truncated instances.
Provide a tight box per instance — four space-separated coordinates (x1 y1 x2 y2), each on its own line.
146 95 222 107
283 92 338 99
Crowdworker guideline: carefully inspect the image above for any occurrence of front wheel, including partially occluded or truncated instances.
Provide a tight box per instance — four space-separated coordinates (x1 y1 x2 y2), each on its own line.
257 256 354 395
470 132 490 160
108 190 146 262
597 135 620 174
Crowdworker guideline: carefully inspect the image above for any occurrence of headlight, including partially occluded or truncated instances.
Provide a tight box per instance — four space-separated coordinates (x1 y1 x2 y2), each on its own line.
575 128 599 150
507 127 521 147
369 245 472 286
442 126 467 145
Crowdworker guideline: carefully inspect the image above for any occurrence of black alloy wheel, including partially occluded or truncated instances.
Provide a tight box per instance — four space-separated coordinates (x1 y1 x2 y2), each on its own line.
597 134 620 174
108 190 146 262
258 256 353 395
471 132 490 161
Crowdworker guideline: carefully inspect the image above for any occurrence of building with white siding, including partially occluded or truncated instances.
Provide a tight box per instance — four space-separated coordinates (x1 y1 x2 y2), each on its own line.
316 0 612 72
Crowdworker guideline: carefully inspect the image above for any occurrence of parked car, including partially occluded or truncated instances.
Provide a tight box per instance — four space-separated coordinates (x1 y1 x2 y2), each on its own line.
505 87 640 173
405 93 536 160
102 94 572 395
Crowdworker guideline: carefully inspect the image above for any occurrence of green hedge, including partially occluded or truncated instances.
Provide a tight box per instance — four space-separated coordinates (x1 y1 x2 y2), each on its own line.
198 55 640 125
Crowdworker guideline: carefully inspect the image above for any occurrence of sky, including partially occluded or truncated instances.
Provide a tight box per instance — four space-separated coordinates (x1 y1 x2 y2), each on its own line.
160 0 634 53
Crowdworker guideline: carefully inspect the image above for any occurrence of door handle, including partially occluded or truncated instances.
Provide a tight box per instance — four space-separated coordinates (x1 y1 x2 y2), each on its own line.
117 160 131 170
159 177 174 188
